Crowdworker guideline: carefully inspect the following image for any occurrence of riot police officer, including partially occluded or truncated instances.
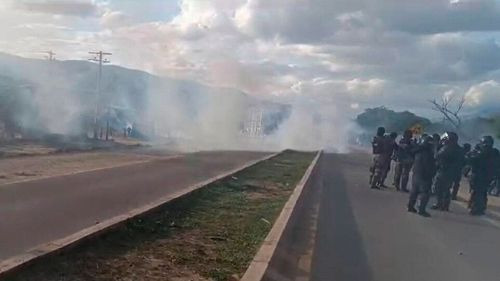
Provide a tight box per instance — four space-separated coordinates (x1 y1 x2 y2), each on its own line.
467 136 500 216
451 143 471 200
432 133 442 158
370 127 387 189
430 133 442 195
408 134 435 217
380 132 398 188
393 130 414 192
431 132 462 211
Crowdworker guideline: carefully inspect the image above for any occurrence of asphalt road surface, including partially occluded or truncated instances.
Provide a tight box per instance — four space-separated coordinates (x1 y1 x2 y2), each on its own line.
0 151 271 261
310 153 500 281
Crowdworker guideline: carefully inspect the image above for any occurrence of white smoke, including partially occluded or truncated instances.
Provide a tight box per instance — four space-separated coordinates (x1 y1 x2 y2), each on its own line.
146 86 250 150
145 82 354 152
270 99 352 152
0 58 89 137
30 84 83 135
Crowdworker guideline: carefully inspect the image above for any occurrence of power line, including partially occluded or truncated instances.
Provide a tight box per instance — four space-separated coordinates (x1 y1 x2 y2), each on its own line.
88 51 112 140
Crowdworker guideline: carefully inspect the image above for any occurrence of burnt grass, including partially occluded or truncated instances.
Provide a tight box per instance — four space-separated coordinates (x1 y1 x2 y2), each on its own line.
8 150 316 281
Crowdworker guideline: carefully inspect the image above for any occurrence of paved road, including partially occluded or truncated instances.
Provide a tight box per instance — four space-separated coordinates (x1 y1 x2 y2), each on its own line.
309 153 500 281
0 151 271 261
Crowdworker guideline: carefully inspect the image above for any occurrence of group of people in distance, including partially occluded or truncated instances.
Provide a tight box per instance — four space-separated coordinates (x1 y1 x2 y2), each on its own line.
369 126 500 217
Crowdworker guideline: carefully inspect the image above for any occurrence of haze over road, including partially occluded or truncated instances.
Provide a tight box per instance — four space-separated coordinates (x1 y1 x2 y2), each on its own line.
0 151 271 261
308 153 500 281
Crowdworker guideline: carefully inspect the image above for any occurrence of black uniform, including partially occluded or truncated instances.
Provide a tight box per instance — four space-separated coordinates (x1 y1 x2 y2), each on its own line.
430 135 442 195
393 137 414 192
433 142 463 211
450 145 468 200
467 145 500 215
408 140 435 215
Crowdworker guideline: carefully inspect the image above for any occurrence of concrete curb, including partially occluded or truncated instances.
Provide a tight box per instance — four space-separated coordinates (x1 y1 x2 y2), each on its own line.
0 152 281 280
241 151 322 281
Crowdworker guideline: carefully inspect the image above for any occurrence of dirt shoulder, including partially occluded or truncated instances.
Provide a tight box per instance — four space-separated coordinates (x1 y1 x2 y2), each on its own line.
0 149 177 185
0 136 146 158
6 150 315 281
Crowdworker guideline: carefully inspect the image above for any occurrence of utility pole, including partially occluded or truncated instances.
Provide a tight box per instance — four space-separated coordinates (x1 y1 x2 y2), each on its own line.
44 51 56 61
88 51 112 140
245 107 264 138
251 108 263 137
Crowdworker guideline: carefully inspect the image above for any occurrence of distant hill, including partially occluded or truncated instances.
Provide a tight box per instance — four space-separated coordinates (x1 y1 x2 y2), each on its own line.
355 106 498 144
356 107 432 133
0 53 290 139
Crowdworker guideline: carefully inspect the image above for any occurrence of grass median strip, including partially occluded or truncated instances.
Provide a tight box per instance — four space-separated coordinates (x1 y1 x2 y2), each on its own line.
8 150 316 281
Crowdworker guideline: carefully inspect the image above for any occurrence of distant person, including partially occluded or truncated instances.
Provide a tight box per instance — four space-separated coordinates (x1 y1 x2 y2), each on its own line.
393 130 414 192
407 134 435 217
380 132 398 188
432 132 462 211
466 136 500 216
370 127 387 189
450 143 471 200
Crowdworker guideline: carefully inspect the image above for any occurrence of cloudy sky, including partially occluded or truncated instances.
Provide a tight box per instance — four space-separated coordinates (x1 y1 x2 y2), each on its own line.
1 0 500 117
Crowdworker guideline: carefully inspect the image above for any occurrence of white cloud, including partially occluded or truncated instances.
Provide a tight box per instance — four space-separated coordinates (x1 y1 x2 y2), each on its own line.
465 80 500 107
3 0 500 116
100 11 131 29
346 78 385 94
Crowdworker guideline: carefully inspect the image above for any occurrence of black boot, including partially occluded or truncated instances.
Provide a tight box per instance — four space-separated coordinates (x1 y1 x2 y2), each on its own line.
441 203 450 211
418 210 431 217
470 210 483 216
407 206 417 213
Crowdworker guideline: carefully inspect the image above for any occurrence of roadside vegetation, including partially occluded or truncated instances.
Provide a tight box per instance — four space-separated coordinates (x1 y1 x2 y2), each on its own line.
8 150 315 281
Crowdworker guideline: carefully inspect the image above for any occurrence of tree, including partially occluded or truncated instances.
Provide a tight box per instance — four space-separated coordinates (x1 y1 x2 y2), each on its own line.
356 107 432 133
429 95 465 133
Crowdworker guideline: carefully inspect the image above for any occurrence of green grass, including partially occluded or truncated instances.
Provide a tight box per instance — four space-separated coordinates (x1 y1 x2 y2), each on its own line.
8 150 316 281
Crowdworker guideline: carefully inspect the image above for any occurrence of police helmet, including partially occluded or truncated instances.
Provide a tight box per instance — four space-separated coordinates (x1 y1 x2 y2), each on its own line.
377 127 386 137
447 132 458 143
480 136 494 148
441 132 458 144
463 143 471 152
